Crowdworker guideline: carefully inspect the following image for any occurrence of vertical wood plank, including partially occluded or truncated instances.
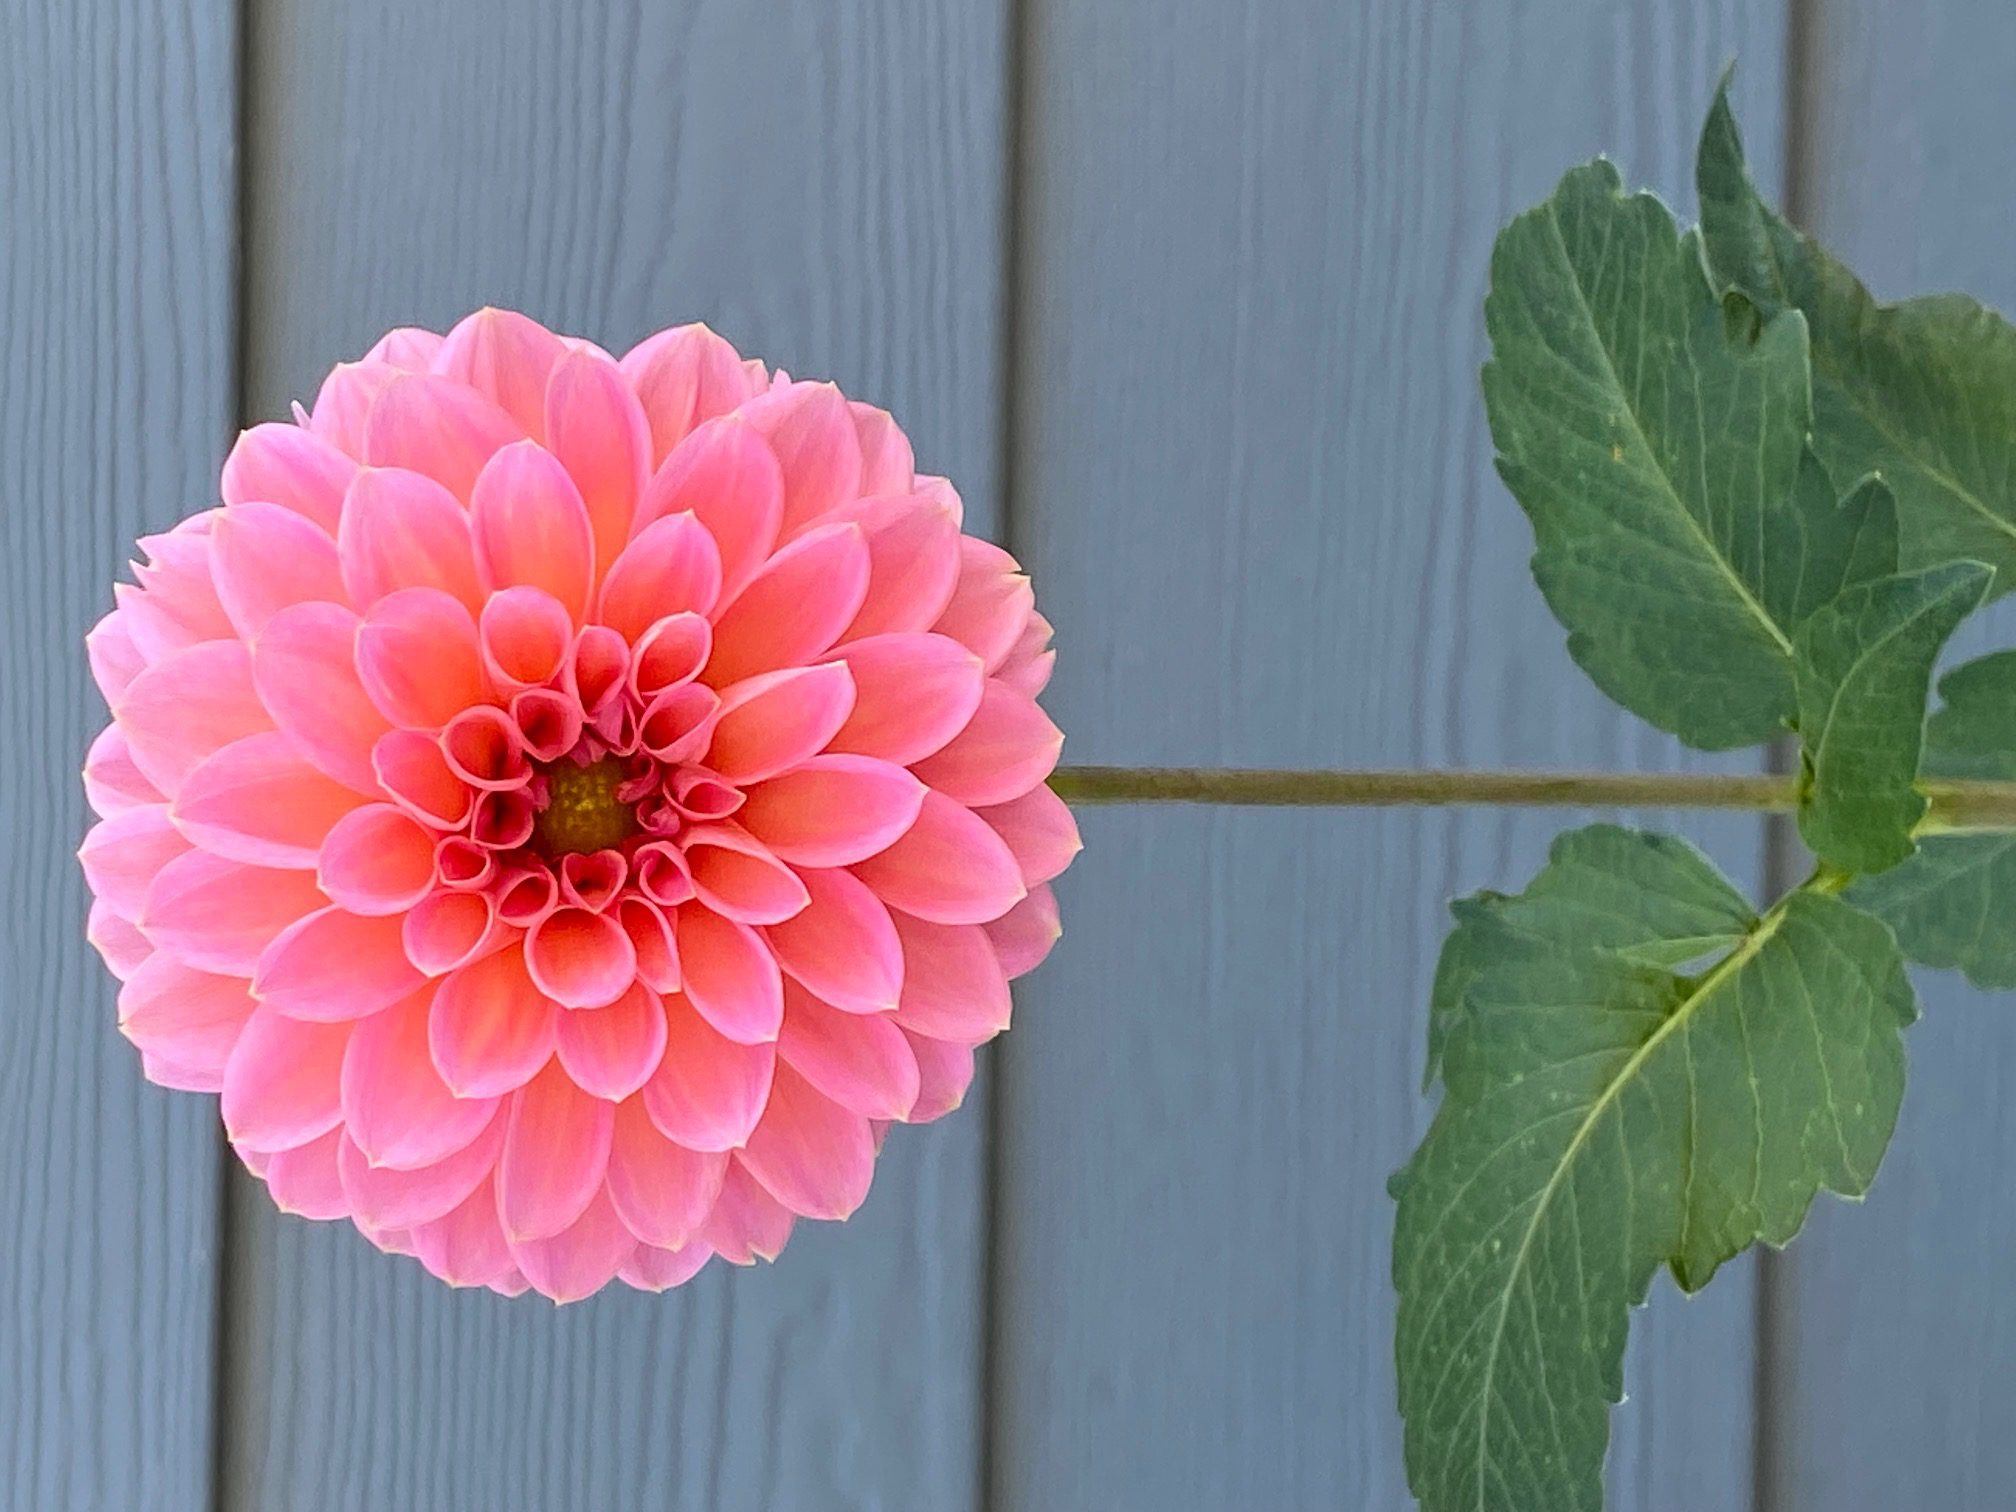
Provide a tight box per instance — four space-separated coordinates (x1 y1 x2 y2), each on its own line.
1763 8 2016 1505
994 2 1787 1506
220 3 1010 1508
0 1 236 1507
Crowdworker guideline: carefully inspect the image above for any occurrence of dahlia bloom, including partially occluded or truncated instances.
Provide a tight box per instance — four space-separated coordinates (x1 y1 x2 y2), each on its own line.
80 310 1076 1301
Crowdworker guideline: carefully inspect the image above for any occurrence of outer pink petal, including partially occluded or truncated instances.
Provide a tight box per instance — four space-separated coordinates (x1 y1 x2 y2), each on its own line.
429 941 560 1097
620 323 759 462
337 1115 503 1230
261 1128 351 1220
740 381 864 540
372 729 476 830
933 537 1034 671
738 1062 875 1220
252 601 392 794
253 906 426 1022
432 308 568 441
635 416 784 605
596 511 722 642
827 633 985 765
682 827 811 926
509 1187 636 1303
698 1159 795 1265
469 440 596 621
171 732 363 868
477 585 573 691
341 986 500 1169
778 981 919 1120
220 1003 351 1152
356 587 487 729
737 755 926 868
307 361 399 460
337 466 483 611
209 501 347 637
362 370 525 502
402 891 505 977
640 993 775 1151
555 980 668 1100
853 790 1027 925
978 782 1083 887
525 906 637 1010
605 1097 727 1249
850 401 915 496
86 612 146 707
411 1184 518 1289
89 902 154 983
900 1031 976 1122
619 1241 713 1292
140 851 326 977
995 611 1056 699
830 493 962 640
221 422 356 531
762 865 902 1014
673 906 783 1043
362 326 444 370
617 897 680 993
911 681 1065 807
79 805 190 918
887 910 1011 1043
117 640 272 796
707 662 856 785
118 952 257 1091
84 725 162 819
545 347 651 575
983 883 1062 978
702 521 869 686
498 1059 616 1241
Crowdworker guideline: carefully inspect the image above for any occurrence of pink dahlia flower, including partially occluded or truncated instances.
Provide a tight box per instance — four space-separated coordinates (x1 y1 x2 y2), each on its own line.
80 309 1076 1301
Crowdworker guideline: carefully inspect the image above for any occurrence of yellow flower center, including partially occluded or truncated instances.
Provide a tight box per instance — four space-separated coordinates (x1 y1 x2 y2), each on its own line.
533 756 640 857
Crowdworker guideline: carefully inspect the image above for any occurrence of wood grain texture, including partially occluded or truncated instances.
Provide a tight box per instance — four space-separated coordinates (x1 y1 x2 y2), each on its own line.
1761 8 2016 1506
220 3 1009 1508
0 1 236 1508
994 2 1787 1506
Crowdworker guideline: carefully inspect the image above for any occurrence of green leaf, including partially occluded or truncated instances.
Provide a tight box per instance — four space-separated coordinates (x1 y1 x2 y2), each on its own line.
1395 827 1914 1512
1699 77 2016 588
1484 158 1836 749
1851 651 2016 984
1794 560 1991 872
1765 450 1899 631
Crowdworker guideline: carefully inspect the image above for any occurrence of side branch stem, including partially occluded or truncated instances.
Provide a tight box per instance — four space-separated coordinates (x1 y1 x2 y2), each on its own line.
1047 767 2016 830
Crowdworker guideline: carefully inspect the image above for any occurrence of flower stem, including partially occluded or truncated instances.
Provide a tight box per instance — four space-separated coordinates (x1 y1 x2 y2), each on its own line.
1048 766 2016 830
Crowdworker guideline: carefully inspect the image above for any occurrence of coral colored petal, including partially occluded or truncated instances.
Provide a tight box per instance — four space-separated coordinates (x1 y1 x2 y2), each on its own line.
682 827 811 926
89 900 154 982
252 601 392 794
411 1184 517 1289
568 624 629 717
356 588 487 728
911 681 1065 807
469 441 596 621
741 381 864 539
341 987 500 1169
934 538 1035 671
118 952 257 1089
637 684 720 766
509 1187 636 1303
545 348 651 575
853 790 1027 925
87 612 146 707
555 980 668 1101
763 865 902 1014
619 1242 713 1292
596 511 722 641
636 416 785 606
478 585 574 691
983 883 1062 978
433 307 568 440
402 891 504 977
888 910 1012 1043
995 611 1056 699
429 942 560 1097
498 1059 616 1240
84 724 162 818
253 906 426 1022
703 521 869 686
79 805 191 918
738 1062 875 1220
831 493 962 640
308 361 398 459
117 640 272 796
707 662 856 785
221 1003 352 1152
828 633 985 765
699 1159 795 1264
525 907 637 1010
618 897 680 993
737 755 925 869
362 370 525 502
363 326 444 369
221 422 356 531
209 501 347 638
901 1030 976 1122
338 1114 504 1230
778 981 919 1120
620 323 760 462
850 401 915 495
673 906 783 1044
628 613 712 701
978 782 1083 887
605 1097 726 1248
172 732 363 869
337 466 483 611
140 851 327 977
262 1128 351 1220
640 993 775 1151
373 729 475 830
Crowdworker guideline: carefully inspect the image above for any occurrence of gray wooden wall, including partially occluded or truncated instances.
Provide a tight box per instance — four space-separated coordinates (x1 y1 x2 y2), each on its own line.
3 1 2010 1507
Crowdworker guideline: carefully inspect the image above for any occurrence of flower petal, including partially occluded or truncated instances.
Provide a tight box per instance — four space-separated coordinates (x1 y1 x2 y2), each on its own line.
372 729 476 830
140 851 327 977
433 308 567 440
79 805 191 918
89 902 154 983
337 1113 503 1230
221 422 356 531
410 1184 517 1289
699 1159 795 1264
983 883 1062 978
831 492 962 640
220 1003 352 1152
84 725 162 819
402 890 505 977
210 501 347 637
738 1062 875 1220
887 910 1011 1043
544 347 651 576
933 537 1034 671
707 662 856 785
978 782 1083 886
362 370 525 502
525 906 637 1010
469 440 596 621
554 980 668 1101
357 587 486 728
604 1097 726 1248
741 381 864 539
673 906 782 1043
86 613 146 709
620 323 759 462
683 826 811 926
508 1187 636 1303
118 952 258 1091
703 520 869 686
827 632 985 765
901 1030 976 1122
617 897 680 993
911 680 1064 806
117 640 272 797
640 993 775 1151
429 941 560 1097
635 416 785 606
778 981 919 1120
253 906 427 1022
596 511 722 642
853 790 1027 925
172 732 363 869
337 466 483 611
763 865 902 1014
477 585 574 692
341 987 500 1169
252 601 392 794
618 1242 713 1292
850 401 915 495
737 755 926 868
261 1128 351 1220
498 1059 616 1241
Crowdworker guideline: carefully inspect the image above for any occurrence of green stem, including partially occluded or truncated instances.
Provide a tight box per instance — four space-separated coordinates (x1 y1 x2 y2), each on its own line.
1047 766 2016 830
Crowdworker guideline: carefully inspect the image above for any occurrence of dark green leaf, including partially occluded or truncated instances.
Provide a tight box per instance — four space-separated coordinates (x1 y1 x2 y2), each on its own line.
1794 561 1991 872
1396 828 1914 1512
